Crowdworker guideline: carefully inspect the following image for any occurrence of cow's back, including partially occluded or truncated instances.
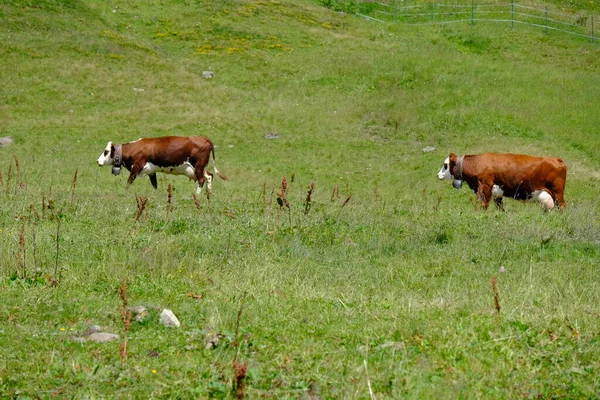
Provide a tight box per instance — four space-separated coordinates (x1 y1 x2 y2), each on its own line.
133 136 210 166
466 153 566 197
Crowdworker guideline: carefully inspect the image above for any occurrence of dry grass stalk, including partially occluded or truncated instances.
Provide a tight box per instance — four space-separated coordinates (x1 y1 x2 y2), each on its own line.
232 292 247 399
331 184 339 202
276 176 290 209
232 362 248 400
42 194 46 219
341 195 352 210
304 182 315 216
14 155 21 183
491 276 501 313
166 184 173 219
119 277 133 368
30 204 40 221
135 196 148 223
70 169 78 204
373 183 380 202
17 223 26 279
32 222 38 272
192 193 202 210
53 219 61 283
261 182 267 204
6 164 12 195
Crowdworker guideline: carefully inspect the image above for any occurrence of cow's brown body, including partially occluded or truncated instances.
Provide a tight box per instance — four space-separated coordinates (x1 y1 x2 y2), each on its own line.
439 153 567 210
97 136 226 194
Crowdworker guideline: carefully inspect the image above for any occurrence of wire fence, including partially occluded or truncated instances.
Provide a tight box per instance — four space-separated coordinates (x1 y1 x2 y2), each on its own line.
357 0 597 44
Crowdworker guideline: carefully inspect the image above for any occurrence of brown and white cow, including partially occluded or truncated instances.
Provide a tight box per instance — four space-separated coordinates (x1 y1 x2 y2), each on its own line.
97 136 227 195
437 152 567 210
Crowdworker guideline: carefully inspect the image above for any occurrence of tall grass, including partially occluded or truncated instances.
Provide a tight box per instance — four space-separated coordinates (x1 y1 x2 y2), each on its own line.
0 0 599 398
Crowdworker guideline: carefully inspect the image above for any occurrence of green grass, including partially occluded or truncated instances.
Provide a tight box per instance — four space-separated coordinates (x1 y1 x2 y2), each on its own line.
1 0 600 398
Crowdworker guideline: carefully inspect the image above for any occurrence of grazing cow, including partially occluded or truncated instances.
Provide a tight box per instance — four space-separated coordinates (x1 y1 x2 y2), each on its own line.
437 152 567 210
97 136 227 195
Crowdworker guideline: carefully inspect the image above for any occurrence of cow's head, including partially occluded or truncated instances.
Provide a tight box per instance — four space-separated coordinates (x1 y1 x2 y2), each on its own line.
97 141 123 175
437 153 463 189
97 141 115 166
437 153 457 180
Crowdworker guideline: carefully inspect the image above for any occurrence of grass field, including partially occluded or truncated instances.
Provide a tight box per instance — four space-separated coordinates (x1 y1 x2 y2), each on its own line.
1 0 599 398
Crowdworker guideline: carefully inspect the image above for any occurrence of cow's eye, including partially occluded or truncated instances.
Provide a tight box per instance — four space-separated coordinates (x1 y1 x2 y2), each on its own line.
104 150 109 156
444 163 448 169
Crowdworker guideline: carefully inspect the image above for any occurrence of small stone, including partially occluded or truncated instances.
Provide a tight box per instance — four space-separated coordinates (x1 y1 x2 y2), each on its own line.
89 325 102 334
422 146 436 153
88 332 120 343
132 305 147 315
205 329 223 349
159 309 181 328
202 71 215 79
265 132 279 140
0 137 13 148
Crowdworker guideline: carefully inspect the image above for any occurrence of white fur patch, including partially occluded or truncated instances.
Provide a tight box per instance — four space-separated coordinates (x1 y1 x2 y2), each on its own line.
97 142 113 166
532 190 554 210
437 157 452 180
139 161 196 180
492 185 503 198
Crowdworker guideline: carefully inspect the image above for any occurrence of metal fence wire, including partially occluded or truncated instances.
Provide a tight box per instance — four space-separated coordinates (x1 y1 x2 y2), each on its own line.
357 0 596 44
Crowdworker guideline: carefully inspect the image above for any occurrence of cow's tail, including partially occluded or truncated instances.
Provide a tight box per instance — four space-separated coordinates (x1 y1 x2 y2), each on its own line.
211 144 228 181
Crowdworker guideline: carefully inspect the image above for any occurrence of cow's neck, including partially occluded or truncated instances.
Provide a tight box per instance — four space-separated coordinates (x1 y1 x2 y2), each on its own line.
113 145 123 167
456 156 465 180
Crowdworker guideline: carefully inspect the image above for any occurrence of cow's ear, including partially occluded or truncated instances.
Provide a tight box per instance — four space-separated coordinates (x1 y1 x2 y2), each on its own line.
449 153 457 161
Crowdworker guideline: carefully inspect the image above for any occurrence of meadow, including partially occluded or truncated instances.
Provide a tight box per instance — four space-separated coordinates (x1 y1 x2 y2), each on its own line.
1 0 599 398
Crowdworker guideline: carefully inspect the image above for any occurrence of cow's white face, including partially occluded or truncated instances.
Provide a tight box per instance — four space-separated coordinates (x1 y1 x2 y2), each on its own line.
437 157 453 180
97 142 114 166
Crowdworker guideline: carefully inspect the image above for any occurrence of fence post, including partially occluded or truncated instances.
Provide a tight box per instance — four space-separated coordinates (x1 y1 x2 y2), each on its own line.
545 6 549 33
511 0 514 28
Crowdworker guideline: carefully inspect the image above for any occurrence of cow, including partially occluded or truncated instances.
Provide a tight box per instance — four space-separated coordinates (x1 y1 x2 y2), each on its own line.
437 152 567 210
97 136 227 195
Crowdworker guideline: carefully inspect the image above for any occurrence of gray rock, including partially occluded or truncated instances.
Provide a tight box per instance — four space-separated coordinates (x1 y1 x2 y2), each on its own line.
89 325 102 334
422 146 436 153
0 137 13 148
88 332 120 343
132 305 147 315
265 132 280 139
159 309 181 328
202 71 215 79
205 329 223 349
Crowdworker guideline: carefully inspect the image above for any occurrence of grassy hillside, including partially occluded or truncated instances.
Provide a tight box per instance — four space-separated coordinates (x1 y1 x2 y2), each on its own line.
1 0 599 398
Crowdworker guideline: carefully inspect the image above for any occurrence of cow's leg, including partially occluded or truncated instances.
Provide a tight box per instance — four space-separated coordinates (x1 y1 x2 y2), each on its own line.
204 170 213 194
193 164 206 196
149 173 158 189
494 197 504 211
477 181 493 209
555 193 567 209
552 187 567 209
127 162 144 185
492 185 504 211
